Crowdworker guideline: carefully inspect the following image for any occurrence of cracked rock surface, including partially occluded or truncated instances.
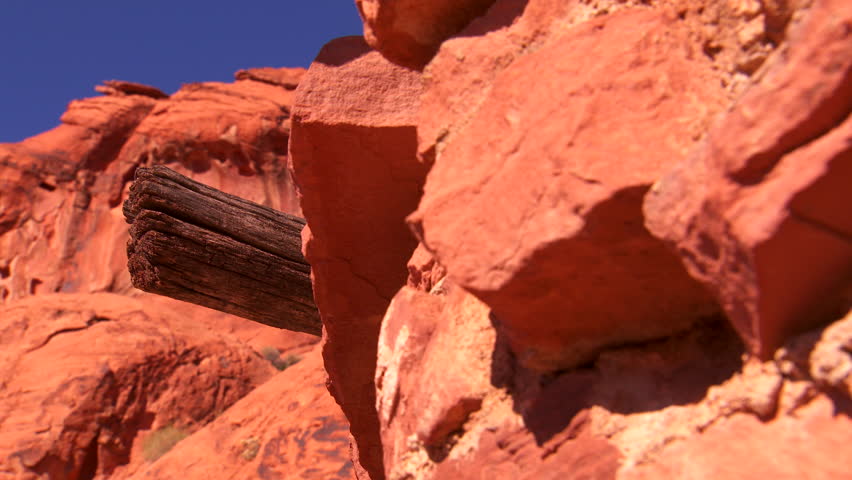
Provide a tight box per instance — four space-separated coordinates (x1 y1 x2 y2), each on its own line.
290 0 852 477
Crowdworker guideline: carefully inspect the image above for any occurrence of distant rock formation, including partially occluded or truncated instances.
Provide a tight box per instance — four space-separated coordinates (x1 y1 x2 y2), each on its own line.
0 68 314 352
0 69 304 305
0 68 350 480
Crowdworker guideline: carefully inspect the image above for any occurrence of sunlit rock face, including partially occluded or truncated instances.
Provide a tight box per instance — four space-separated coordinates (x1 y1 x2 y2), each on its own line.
289 35 428 480
0 69 349 480
0 69 315 352
286 0 852 478
0 293 274 480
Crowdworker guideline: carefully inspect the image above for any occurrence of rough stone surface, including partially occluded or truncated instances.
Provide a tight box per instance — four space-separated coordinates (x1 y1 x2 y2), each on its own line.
375 277 852 479
0 89 157 302
376 284 494 478
94 80 169 99
0 293 273 480
113 75 303 214
0 68 333 480
410 7 728 371
2 0 848 478
234 67 306 89
644 0 852 358
355 0 497 68
280 0 852 478
130 348 355 480
0 69 314 356
432 426 623 480
416 0 790 166
622 393 852 480
289 35 428 480
405 243 447 293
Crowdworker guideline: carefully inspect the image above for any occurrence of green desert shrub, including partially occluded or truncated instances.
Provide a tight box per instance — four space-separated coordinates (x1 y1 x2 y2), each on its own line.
260 346 302 371
142 425 189 462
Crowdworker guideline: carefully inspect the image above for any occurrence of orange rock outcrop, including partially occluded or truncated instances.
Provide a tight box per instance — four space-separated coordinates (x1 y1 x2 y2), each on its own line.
129 348 355 480
1 0 849 478
288 0 852 478
0 68 351 479
0 294 273 479
289 36 429 479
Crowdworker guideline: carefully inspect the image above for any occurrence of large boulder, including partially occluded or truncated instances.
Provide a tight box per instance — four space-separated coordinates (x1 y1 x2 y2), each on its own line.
375 284 495 478
409 7 729 371
334 0 852 478
623 396 852 480
289 36 428 479
644 0 852 358
355 0 497 68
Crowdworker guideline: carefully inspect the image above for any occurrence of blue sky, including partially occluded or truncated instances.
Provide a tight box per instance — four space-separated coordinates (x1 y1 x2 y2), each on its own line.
0 1 363 142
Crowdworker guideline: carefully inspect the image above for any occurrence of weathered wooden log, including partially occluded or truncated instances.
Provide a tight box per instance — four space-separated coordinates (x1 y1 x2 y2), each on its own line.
123 165 321 336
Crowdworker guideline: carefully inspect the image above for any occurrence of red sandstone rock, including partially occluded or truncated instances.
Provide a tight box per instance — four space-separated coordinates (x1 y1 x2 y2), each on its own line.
113 74 304 213
0 91 157 303
355 0 497 68
623 396 852 480
376 284 494 477
2 3 847 480
416 0 575 163
433 426 623 480
375 273 852 478
234 67 306 89
289 35 428 480
143 295 319 360
0 293 274 480
644 0 852 358
0 66 338 479
0 68 314 356
351 4 852 476
95 80 169 99
405 243 447 293
410 8 727 371
129 348 354 480
416 0 788 165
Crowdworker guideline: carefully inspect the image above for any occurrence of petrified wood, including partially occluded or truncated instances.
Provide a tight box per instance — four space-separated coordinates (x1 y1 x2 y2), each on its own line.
123 165 320 336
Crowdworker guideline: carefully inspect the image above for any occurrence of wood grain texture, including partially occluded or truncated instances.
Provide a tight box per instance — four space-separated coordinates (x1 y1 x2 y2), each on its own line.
123 165 320 336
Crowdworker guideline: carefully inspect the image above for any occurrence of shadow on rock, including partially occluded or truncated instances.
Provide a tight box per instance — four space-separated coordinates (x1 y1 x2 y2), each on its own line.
492 314 745 445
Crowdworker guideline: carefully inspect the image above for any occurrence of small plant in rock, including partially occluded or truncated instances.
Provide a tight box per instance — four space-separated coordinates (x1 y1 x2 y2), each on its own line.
260 346 303 371
278 354 302 370
260 346 281 363
142 425 189 462
240 436 261 461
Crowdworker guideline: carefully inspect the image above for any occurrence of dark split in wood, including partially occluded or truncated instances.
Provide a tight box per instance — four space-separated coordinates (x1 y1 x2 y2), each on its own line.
123 165 321 336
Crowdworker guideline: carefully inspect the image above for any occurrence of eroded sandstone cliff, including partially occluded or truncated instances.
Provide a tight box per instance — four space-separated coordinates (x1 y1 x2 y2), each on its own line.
1 0 849 478
0 69 351 480
288 0 851 478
